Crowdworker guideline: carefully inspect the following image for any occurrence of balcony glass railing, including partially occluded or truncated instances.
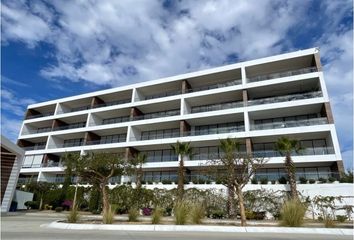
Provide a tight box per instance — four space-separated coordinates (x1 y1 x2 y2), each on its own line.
186 79 242 93
247 91 322 106
253 147 335 158
22 127 52 135
247 66 318 83
145 90 182 100
183 126 245 137
22 145 46 151
253 171 340 181
132 110 180 121
191 101 243 114
85 138 126 145
52 122 86 131
102 116 130 125
251 117 328 130
26 112 54 119
92 99 131 109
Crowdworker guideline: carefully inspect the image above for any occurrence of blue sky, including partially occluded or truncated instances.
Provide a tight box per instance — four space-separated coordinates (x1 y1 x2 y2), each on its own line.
1 0 353 169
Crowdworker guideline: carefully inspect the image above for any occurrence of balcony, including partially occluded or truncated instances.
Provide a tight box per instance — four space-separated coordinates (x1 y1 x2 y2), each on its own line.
247 91 322 106
92 99 131 109
186 79 242 93
52 122 86 131
132 109 180 121
251 117 328 130
191 101 243 114
253 146 335 158
26 112 54 120
22 144 46 151
253 171 339 181
145 90 182 100
23 162 62 168
85 134 127 145
247 66 318 83
184 125 245 137
102 116 130 125
22 127 52 135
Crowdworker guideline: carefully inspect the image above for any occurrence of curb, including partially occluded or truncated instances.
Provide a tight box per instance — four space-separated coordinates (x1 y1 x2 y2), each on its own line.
42 221 353 235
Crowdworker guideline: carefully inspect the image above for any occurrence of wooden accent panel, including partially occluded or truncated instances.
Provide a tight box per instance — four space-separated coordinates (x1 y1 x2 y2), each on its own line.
130 107 143 120
25 109 40 119
51 119 68 130
331 161 345 177
91 96 105 108
181 80 192 94
314 52 322 71
245 138 252 155
84 132 101 145
323 102 334 124
125 147 139 161
242 90 248 106
180 120 191 137
1 148 16 202
17 139 32 148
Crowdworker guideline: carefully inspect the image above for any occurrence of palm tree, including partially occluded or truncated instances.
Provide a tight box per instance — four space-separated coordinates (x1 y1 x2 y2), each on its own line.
275 137 301 199
219 138 240 218
171 141 193 200
131 153 147 189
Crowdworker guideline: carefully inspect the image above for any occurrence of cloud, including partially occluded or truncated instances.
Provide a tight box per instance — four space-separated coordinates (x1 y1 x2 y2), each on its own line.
0 115 23 142
1 88 36 116
0 0 352 168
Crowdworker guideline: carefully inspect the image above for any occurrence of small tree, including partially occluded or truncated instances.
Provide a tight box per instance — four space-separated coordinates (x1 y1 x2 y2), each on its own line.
171 141 193 201
63 152 131 222
131 153 147 189
27 181 54 210
275 137 301 199
207 138 267 226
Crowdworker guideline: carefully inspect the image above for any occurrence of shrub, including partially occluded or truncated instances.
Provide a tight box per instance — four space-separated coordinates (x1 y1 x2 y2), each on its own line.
88 186 101 213
162 180 172 184
260 178 268 184
210 209 225 219
318 177 327 184
190 203 205 224
164 207 173 216
103 207 115 224
152 207 163 224
24 201 39 210
251 178 258 184
336 215 347 223
309 179 316 184
271 180 276 184
67 206 80 223
278 176 287 184
324 217 336 228
279 199 307 227
245 210 255 220
142 207 152 216
61 200 72 211
55 207 63 212
128 208 139 222
299 177 307 184
174 201 189 225
317 216 324 222
328 177 336 183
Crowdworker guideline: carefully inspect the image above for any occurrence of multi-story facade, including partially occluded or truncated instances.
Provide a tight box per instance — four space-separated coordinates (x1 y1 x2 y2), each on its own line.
17 48 344 185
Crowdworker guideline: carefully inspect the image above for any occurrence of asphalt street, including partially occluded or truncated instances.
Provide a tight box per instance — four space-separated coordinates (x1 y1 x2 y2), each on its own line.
1 214 352 240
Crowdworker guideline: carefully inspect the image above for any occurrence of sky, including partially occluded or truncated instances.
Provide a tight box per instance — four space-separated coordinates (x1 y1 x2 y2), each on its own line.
1 0 353 169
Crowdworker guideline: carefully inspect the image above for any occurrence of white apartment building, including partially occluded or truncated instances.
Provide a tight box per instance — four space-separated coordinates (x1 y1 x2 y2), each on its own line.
17 47 344 185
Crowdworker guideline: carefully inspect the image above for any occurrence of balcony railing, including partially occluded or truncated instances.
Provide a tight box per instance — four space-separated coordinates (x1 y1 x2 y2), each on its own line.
247 91 322 106
92 99 131 109
85 138 127 145
52 122 86 131
251 117 328 130
186 79 242 93
22 145 46 151
102 116 130 125
183 126 245 137
253 171 340 181
144 90 182 100
191 101 244 114
22 127 52 135
247 66 318 83
253 147 335 158
26 112 54 120
132 110 180 121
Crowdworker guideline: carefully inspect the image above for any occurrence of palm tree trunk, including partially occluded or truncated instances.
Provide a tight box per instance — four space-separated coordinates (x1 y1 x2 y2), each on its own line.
236 186 246 226
177 155 185 201
285 154 298 199
227 184 236 218
136 165 143 189
101 180 110 215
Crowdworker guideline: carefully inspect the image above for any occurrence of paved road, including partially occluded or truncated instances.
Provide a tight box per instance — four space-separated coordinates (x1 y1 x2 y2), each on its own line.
1 214 351 240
